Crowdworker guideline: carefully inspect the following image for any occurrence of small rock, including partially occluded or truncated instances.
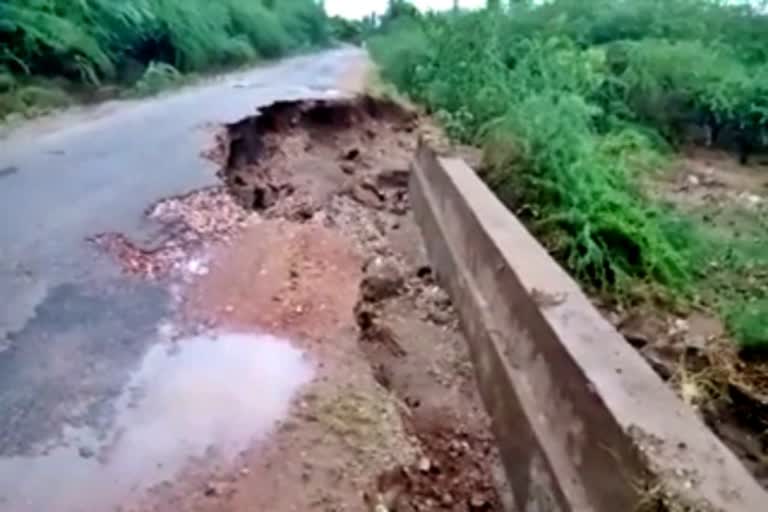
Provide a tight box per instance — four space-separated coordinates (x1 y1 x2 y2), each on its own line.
685 334 708 351
341 162 356 175
686 174 701 187
361 257 404 302
78 446 95 459
240 467 250 477
204 481 225 497
442 493 454 506
343 147 360 161
224 305 235 313
469 493 488 509
606 311 622 326
427 309 453 326
417 456 431 473
670 318 690 335
350 183 385 209
187 259 209 276
425 286 451 308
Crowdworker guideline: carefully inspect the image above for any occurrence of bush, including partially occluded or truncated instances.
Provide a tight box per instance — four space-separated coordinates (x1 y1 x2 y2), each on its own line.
369 19 432 98
372 13 692 294
727 300 768 350
0 72 16 93
0 0 331 85
369 0 768 343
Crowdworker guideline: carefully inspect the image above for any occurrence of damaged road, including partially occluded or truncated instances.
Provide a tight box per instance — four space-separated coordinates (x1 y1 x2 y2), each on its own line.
0 49 511 512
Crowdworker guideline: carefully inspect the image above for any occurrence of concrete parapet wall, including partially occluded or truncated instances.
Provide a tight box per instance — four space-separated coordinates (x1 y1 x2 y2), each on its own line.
409 143 766 512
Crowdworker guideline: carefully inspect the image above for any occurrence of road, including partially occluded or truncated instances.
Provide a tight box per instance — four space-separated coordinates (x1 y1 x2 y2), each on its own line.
0 46 508 512
0 48 367 511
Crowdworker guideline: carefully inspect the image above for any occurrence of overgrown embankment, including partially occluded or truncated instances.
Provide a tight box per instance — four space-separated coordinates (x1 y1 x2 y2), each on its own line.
0 0 331 119
369 0 768 488
369 0 768 348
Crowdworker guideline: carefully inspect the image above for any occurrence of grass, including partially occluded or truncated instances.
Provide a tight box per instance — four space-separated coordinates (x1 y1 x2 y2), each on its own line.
368 1 768 351
0 0 331 120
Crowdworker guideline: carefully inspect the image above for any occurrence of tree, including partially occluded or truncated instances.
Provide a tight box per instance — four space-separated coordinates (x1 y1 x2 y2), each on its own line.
383 0 419 25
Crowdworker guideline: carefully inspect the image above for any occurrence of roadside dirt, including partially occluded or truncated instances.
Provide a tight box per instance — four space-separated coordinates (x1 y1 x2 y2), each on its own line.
605 147 768 487
95 95 509 512
651 147 768 220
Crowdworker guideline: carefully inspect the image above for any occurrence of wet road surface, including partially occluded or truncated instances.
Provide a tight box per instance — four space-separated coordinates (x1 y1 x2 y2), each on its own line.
0 48 364 512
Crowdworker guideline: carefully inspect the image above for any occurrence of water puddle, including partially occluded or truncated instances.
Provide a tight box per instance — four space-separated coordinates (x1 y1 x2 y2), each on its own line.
0 332 312 512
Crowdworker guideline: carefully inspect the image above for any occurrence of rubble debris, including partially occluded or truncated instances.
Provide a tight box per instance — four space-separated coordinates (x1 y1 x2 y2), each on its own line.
91 188 250 279
361 257 404 302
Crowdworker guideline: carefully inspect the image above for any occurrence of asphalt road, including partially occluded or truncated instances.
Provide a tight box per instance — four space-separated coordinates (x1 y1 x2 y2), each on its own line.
0 47 364 511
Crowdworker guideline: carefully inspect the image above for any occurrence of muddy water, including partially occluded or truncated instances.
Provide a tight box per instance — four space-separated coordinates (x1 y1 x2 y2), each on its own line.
0 332 312 512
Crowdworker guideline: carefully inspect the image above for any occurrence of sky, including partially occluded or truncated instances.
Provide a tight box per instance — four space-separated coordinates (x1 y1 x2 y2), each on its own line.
326 0 487 20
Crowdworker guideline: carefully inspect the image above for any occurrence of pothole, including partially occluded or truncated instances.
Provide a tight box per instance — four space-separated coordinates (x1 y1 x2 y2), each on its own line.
211 95 418 224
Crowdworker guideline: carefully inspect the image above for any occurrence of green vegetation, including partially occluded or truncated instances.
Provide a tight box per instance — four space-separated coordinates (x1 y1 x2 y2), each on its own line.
0 0 331 118
369 0 768 349
329 15 377 45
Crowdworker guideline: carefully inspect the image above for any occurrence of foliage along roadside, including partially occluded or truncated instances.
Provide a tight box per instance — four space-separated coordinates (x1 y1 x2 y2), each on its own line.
0 0 331 119
368 0 768 349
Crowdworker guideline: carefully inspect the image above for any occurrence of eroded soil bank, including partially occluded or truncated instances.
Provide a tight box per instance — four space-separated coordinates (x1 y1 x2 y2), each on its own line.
88 95 511 512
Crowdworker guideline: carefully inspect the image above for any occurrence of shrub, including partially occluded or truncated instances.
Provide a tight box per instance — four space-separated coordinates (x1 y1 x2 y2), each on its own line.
727 300 768 350
0 0 331 85
0 72 16 93
369 0 768 334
